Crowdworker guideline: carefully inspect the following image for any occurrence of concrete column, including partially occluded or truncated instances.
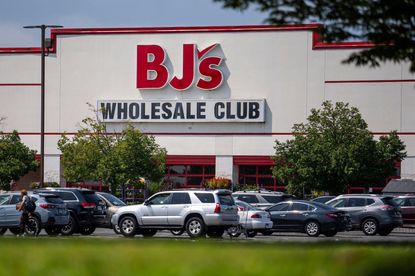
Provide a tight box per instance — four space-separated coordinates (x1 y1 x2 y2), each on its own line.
401 156 415 179
215 155 235 185
44 154 61 184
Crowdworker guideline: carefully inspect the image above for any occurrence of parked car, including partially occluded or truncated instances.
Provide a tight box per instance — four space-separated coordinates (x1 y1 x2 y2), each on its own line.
326 194 402 236
227 200 272 238
311 196 336 204
0 192 69 236
111 189 239 238
96 192 127 234
35 188 106 236
232 190 294 209
393 195 415 225
264 200 351 237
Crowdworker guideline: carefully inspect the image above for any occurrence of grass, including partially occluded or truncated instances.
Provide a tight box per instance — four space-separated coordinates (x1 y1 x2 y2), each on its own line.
0 237 414 276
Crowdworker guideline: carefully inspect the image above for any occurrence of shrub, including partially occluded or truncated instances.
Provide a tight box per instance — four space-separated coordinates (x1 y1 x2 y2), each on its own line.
205 177 232 190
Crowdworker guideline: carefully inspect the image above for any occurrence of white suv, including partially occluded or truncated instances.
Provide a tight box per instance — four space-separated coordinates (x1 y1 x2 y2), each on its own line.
111 189 239 238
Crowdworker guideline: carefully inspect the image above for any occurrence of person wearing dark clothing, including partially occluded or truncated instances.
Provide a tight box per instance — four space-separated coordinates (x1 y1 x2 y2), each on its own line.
17 189 30 235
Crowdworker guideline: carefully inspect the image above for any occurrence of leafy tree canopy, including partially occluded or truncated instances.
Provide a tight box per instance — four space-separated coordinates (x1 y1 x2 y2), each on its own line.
214 0 415 71
0 131 38 190
58 118 167 193
272 101 406 196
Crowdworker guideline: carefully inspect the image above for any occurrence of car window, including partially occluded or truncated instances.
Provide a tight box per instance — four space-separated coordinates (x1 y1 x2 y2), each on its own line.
10 195 21 204
290 203 308 211
394 198 405 206
262 195 283 204
0 195 10 205
82 192 101 204
237 195 259 204
147 193 171 205
327 198 347 208
218 194 234 205
366 198 375 205
98 193 126 206
195 193 215 203
57 192 77 201
44 196 64 204
236 201 257 211
269 203 290 212
347 198 366 207
408 198 415 206
170 193 191 204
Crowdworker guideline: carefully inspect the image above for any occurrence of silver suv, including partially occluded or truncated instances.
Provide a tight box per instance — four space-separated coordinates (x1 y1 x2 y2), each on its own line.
111 189 239 238
232 190 294 209
326 194 402 236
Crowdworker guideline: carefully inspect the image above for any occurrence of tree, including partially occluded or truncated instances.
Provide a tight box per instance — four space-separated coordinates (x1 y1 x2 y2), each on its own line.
214 0 415 71
0 131 39 190
58 118 167 193
272 101 406 196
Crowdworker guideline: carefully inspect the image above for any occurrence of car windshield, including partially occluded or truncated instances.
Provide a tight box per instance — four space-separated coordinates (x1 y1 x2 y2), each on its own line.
381 197 399 207
0 195 9 205
236 201 258 211
393 198 405 206
99 193 126 206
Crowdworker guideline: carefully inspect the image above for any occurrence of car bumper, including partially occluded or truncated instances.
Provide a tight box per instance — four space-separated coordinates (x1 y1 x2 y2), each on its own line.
243 220 273 230
204 214 239 227
379 217 403 228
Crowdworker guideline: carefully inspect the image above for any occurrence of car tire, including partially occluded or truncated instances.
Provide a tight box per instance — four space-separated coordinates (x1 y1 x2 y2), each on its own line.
304 221 320 237
361 218 378 236
170 229 185 236
9 228 20 235
207 229 225 238
323 230 338 237
45 226 62 236
140 229 157 237
25 216 41 236
79 226 96 235
120 216 138 238
260 230 273 236
245 230 257 238
378 227 393 236
0 227 7 235
227 226 241 238
185 216 206 238
61 215 78 236
113 224 122 235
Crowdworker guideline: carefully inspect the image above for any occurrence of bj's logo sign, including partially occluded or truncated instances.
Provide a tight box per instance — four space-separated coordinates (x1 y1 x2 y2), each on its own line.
136 44 224 91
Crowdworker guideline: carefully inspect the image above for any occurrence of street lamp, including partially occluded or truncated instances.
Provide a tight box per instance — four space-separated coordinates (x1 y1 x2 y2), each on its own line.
23 24 63 186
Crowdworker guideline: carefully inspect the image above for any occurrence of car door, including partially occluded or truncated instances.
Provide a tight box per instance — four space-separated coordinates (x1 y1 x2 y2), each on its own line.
3 195 21 226
401 198 415 224
167 192 191 226
141 193 171 226
267 202 291 230
344 198 368 224
286 203 310 231
0 195 11 227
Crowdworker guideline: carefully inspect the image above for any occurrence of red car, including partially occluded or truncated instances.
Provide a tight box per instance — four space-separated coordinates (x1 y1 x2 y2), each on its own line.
394 196 415 225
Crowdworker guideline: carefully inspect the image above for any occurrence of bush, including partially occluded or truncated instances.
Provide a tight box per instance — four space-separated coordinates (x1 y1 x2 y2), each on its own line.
31 182 60 190
205 177 232 190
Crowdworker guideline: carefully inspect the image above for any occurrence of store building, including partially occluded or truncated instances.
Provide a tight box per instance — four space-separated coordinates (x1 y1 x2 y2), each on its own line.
0 24 414 192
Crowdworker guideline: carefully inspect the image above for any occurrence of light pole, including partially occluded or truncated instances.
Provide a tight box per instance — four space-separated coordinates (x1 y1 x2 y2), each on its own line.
23 24 63 186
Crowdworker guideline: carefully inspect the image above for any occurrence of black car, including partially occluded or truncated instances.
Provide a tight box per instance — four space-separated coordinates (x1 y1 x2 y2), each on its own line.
34 188 106 235
265 200 351 237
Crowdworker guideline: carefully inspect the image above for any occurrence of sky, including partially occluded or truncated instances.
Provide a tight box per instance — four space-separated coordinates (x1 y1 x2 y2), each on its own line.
0 0 268 47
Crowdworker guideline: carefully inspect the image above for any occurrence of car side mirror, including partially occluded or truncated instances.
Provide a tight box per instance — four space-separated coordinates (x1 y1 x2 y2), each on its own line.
144 200 151 206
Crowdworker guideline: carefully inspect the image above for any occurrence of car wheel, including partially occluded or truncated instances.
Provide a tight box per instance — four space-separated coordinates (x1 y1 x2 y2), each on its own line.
361 218 378 236
378 227 393 236
61 215 78 236
304 221 320 237
25 216 41 236
9 228 21 235
207 229 225 238
245 230 257 238
260 230 273 236
227 226 241 238
113 224 122 235
170 229 185 236
79 226 96 235
45 226 62 236
324 230 337 237
120 216 138 238
185 216 206 238
0 227 7 235
140 229 157 237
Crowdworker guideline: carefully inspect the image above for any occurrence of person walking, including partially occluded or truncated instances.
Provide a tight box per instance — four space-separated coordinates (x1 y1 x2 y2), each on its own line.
17 189 30 236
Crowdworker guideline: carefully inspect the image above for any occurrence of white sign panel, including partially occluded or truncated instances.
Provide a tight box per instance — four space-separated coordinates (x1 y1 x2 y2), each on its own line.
97 99 265 123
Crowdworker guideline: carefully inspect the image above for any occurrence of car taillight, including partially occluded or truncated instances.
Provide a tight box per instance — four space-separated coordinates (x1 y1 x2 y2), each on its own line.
81 202 96 208
39 204 49 209
214 203 221 214
251 213 262 219
326 212 338 219
380 205 394 211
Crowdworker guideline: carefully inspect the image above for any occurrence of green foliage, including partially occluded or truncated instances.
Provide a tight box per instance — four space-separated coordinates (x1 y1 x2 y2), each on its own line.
58 118 167 193
272 101 406 196
204 177 232 190
214 0 415 71
0 131 38 190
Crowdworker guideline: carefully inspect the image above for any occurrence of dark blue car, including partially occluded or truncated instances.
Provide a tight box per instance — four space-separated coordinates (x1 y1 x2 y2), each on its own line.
264 200 351 237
